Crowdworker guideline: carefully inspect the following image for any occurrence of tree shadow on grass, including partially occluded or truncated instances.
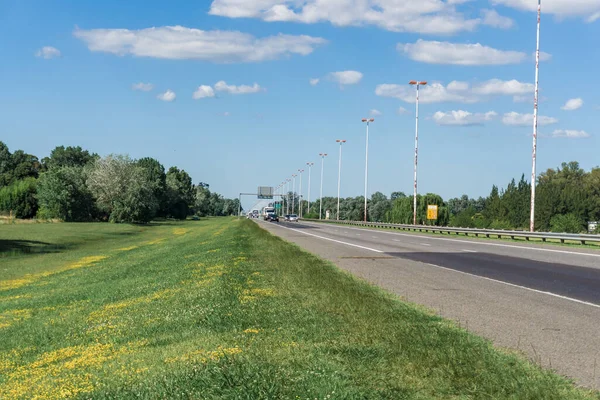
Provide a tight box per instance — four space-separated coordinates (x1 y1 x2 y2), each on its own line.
0 240 66 257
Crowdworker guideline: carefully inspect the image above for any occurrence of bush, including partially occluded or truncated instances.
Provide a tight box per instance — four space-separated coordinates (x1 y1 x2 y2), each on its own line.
550 213 583 234
0 178 38 218
488 220 513 230
303 212 319 219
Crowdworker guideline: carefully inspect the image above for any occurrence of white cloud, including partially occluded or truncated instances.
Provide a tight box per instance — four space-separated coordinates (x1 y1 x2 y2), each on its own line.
537 51 552 62
433 110 497 126
223 111 231 117
214 81 263 94
376 82 476 104
513 95 529 103
74 26 326 63
398 107 410 115
398 40 525 65
329 70 363 86
375 78 532 104
157 90 176 102
481 9 515 29
588 12 600 22
209 0 482 34
552 129 590 138
370 109 382 116
193 85 216 99
502 112 557 126
491 0 600 20
35 46 61 59
132 82 154 91
309 78 320 86
561 98 583 111
472 79 533 95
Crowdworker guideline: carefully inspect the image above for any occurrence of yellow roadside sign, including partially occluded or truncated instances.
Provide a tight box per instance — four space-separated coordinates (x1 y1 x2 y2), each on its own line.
427 205 438 220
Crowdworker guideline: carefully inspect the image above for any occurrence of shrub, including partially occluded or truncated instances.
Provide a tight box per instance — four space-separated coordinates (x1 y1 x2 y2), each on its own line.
0 178 38 218
550 213 583 234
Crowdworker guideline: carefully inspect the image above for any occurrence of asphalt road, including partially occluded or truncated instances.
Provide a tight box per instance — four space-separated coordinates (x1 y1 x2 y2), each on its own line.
256 218 600 388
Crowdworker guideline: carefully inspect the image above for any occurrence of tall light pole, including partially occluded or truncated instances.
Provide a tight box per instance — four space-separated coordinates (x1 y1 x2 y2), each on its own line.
361 118 374 222
282 180 286 215
319 153 327 220
306 162 314 214
286 178 291 215
336 139 346 220
409 80 427 225
530 0 541 232
298 169 304 217
292 174 297 214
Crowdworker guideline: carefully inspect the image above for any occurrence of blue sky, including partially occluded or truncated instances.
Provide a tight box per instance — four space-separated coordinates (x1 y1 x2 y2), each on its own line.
1 0 599 211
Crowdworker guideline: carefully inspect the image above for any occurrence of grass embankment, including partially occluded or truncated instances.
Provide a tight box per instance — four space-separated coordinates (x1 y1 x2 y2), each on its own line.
0 218 597 399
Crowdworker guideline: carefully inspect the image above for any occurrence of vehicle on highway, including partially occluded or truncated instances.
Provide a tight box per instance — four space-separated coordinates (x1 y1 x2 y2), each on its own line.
266 213 279 222
287 214 299 222
262 207 275 220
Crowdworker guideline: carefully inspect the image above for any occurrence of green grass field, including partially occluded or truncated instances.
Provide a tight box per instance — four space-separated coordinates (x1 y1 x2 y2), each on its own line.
1 218 598 399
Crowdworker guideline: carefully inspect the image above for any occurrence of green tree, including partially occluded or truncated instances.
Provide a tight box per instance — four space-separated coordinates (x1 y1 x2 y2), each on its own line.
87 154 158 223
43 146 97 169
0 178 38 218
37 167 96 221
136 157 168 216
165 167 194 219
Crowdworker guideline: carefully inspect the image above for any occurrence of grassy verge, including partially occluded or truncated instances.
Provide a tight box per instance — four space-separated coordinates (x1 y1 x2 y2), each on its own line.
1 218 598 399
303 219 600 249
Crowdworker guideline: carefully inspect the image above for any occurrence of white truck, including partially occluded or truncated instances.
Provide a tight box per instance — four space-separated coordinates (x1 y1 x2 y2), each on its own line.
261 206 275 220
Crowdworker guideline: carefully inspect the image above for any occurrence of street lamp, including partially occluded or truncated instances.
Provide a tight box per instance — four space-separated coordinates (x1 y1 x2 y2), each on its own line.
361 118 374 222
281 182 286 217
292 174 297 214
409 80 427 225
530 0 542 232
319 153 327 220
298 169 304 218
306 162 314 214
336 139 346 220
286 178 291 215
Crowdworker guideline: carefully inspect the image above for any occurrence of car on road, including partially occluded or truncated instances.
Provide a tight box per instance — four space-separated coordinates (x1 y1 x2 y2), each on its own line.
287 214 299 222
266 213 279 222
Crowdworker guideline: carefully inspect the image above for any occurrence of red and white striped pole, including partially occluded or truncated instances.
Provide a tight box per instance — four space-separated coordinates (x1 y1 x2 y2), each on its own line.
409 80 427 225
530 0 541 232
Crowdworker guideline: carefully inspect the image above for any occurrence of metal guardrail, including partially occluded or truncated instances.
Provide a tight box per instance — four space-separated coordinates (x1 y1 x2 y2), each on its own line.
301 219 600 245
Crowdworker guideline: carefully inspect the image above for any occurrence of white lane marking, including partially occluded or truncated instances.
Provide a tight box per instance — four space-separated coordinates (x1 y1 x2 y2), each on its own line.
392 239 401 242
356 234 361 236
372 236 379 239
274 223 383 253
420 243 432 247
462 249 477 253
424 263 600 309
303 222 600 258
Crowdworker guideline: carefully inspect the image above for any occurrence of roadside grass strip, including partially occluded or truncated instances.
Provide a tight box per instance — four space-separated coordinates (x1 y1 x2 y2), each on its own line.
0 218 598 399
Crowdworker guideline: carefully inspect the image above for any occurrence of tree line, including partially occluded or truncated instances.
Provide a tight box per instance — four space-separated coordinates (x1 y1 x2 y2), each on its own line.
0 142 241 223
277 161 599 233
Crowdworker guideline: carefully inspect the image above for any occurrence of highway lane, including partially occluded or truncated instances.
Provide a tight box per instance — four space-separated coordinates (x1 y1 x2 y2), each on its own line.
273 219 600 305
256 218 600 388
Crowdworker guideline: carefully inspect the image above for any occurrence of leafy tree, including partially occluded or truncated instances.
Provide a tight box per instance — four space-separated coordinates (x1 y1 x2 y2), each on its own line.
391 191 407 201
0 141 13 187
165 167 194 219
43 146 97 169
368 192 391 222
87 154 158 223
37 167 96 221
0 178 38 218
136 157 168 216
